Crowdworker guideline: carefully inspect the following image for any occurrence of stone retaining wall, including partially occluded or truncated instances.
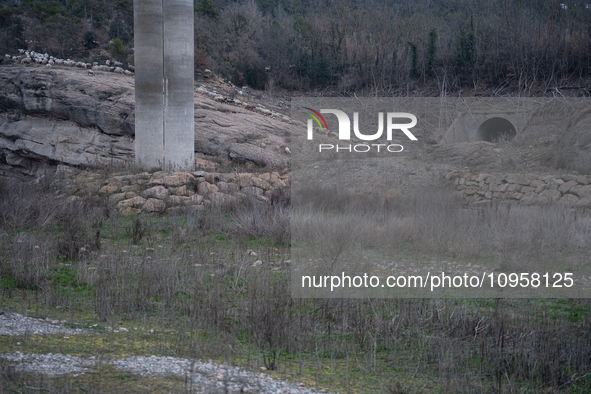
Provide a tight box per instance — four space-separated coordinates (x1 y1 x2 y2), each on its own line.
445 170 591 208
58 167 290 216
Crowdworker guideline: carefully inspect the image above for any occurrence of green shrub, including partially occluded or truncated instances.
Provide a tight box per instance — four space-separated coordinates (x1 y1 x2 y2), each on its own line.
109 38 127 60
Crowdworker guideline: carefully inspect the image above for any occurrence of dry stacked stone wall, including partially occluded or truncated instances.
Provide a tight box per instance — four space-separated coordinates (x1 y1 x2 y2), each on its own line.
57 167 290 216
445 170 591 208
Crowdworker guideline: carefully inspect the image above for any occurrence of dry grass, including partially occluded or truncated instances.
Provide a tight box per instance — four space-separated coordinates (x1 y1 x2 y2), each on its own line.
293 184 591 271
1 178 591 393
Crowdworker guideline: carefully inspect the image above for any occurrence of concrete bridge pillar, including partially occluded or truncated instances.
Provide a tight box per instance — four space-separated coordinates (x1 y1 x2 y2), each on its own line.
134 0 194 170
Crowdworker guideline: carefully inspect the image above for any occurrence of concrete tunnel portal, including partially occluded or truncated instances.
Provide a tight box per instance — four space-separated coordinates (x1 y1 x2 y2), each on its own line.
476 117 517 143
442 107 531 144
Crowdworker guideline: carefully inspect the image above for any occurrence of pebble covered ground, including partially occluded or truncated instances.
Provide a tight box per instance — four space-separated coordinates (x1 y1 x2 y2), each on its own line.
0 311 336 394
0 310 92 336
1 352 90 376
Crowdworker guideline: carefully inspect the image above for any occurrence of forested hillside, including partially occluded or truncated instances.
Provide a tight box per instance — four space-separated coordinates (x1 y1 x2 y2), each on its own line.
1 0 591 93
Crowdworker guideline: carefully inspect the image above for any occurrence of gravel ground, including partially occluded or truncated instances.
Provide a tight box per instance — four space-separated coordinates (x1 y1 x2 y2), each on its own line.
0 311 336 393
1 353 333 393
113 356 332 394
1 352 91 376
0 310 92 336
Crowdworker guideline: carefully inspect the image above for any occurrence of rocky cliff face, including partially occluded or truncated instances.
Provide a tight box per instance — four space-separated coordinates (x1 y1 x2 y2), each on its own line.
0 65 290 177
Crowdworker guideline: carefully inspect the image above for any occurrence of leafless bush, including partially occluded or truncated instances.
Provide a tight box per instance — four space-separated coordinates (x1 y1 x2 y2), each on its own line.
180 190 291 246
127 217 148 245
1 232 56 289
55 199 108 259
247 268 291 370
382 380 416 394
229 194 290 246
0 179 59 230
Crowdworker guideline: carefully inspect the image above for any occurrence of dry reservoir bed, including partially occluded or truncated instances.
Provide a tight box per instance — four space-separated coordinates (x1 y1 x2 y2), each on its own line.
0 312 335 394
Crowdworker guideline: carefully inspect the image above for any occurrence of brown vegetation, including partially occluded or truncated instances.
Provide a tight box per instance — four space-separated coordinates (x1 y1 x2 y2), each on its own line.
2 1 591 94
1 176 591 392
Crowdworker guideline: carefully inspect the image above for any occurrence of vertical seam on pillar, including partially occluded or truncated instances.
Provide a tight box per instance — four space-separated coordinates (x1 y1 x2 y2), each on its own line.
162 0 166 168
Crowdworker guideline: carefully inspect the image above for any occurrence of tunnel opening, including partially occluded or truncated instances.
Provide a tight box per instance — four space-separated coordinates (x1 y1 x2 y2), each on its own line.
477 117 517 143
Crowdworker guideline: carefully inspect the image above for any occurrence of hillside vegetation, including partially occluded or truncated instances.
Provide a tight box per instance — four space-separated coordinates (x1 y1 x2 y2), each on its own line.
2 0 591 94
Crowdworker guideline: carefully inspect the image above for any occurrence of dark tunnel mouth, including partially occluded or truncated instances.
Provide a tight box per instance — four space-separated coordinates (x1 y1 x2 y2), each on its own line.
477 117 517 143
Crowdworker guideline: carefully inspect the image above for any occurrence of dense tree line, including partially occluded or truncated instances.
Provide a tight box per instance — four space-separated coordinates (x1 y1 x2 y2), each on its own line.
0 0 133 60
2 0 591 93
